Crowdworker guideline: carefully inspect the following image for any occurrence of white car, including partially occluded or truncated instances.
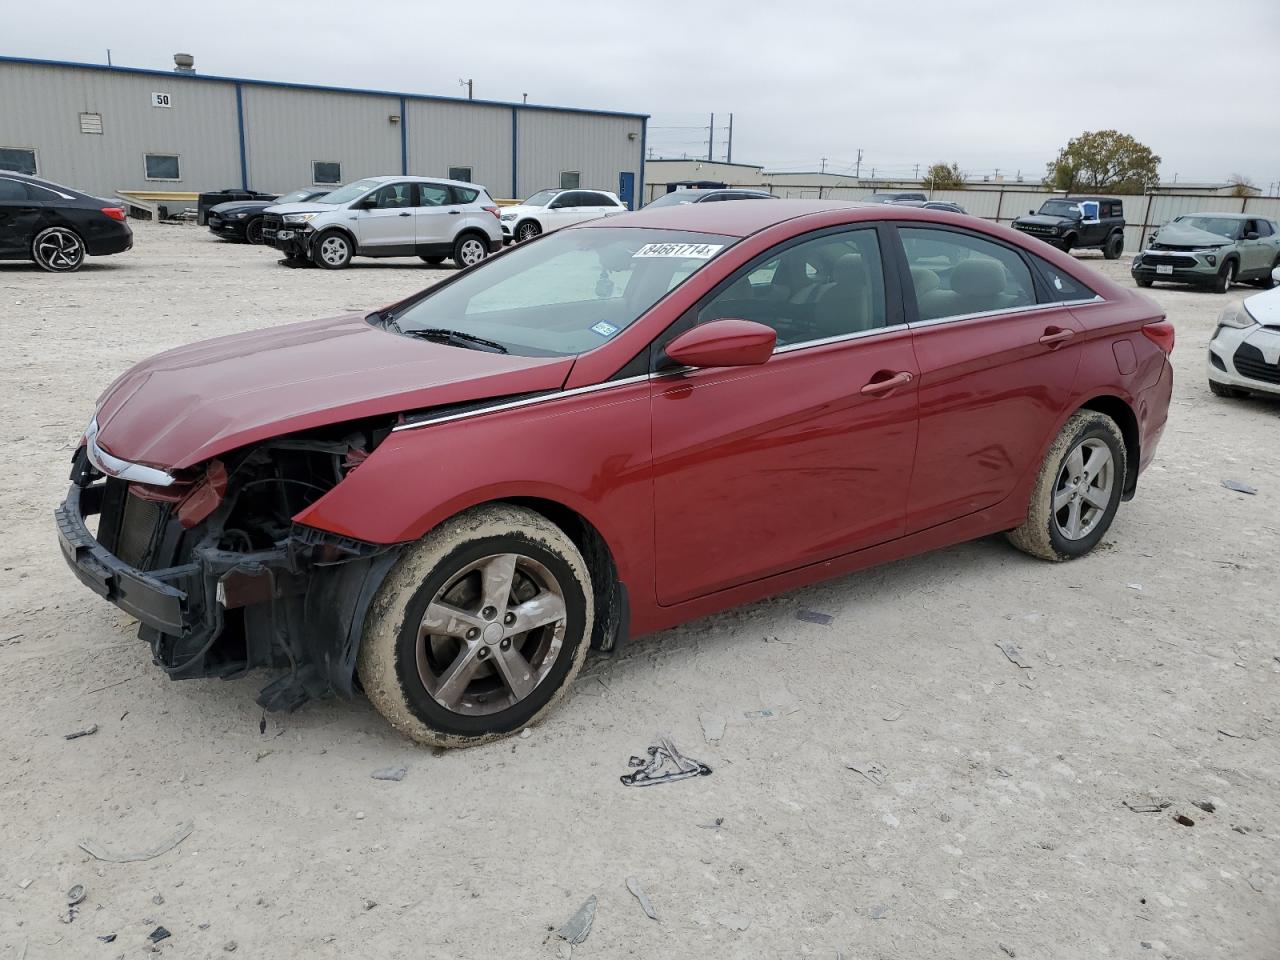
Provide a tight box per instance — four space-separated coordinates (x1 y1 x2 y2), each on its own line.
262 176 503 269
500 189 627 243
1207 273 1280 399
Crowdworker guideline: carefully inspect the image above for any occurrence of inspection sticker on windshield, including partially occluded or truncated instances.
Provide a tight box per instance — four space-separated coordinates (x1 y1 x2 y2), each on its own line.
591 321 619 338
633 242 724 259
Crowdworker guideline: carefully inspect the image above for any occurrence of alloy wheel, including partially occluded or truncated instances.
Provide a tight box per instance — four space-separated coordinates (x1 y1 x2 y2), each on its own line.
1051 438 1114 540
319 235 349 266
516 222 540 242
34 228 85 271
458 238 487 266
416 553 568 716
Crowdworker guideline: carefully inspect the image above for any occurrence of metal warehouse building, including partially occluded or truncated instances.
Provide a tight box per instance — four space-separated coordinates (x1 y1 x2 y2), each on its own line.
0 56 648 206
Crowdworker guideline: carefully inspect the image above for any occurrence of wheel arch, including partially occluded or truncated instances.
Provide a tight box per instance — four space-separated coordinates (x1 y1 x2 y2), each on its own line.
315 223 358 249
1077 394 1140 496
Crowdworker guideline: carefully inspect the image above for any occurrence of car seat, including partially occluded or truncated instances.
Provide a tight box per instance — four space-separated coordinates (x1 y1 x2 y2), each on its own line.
813 253 873 336
917 258 1014 320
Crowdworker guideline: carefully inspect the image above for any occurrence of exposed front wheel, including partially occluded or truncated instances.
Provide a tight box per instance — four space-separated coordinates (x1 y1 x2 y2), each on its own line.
1060 235 1076 254
452 234 489 268
1103 232 1124 260
1213 261 1235 294
32 226 86 272
313 231 353 269
245 218 265 244
515 220 541 243
358 505 594 747
1007 410 1127 562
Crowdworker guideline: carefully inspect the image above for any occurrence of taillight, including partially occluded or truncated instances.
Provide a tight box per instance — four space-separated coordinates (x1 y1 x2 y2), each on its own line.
1141 319 1175 355
483 205 500 219
101 206 127 221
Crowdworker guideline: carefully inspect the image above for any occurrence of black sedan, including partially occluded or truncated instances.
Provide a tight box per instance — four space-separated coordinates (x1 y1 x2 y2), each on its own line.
0 171 133 272
207 188 331 244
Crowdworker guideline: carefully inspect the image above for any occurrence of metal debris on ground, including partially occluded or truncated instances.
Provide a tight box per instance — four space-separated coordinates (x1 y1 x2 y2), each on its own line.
1191 799 1215 813
1221 479 1258 495
697 817 725 830
1127 583 1143 591
363 898 377 911
1217 728 1245 739
717 913 751 931
63 724 98 741
995 766 1013 778
78 821 194 863
371 766 407 781
556 895 597 944
66 884 86 906
1232 825 1251 834
1172 813 1195 827
882 707 903 722
625 876 659 921
1123 795 1172 813
845 760 888 786
97 934 116 943
620 736 712 786
999 944 1016 957
994 641 1031 669
743 708 775 720
796 609 834 625
148 926 171 944
699 713 726 743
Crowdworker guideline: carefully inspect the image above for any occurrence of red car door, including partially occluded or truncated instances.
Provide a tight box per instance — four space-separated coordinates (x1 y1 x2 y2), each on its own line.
650 226 920 605
894 225 1087 534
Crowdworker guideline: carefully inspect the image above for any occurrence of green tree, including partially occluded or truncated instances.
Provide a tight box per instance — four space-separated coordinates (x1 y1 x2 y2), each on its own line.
1044 130 1160 194
925 162 965 190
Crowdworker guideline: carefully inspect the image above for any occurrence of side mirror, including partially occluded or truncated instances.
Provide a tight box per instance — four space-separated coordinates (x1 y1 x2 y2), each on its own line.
1029 209 1036 215
1245 231 1260 241
357 197 378 210
665 318 777 369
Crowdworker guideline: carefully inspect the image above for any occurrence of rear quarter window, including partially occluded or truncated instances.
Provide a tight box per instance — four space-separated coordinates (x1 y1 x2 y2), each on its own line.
451 186 479 203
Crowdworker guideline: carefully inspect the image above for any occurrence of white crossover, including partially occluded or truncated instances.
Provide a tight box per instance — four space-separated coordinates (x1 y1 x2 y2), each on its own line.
500 189 627 243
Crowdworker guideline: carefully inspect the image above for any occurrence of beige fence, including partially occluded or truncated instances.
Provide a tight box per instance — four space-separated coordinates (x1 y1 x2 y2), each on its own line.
653 182 1280 253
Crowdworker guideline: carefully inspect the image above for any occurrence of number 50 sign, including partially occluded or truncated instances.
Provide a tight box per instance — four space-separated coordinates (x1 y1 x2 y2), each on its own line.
151 92 172 108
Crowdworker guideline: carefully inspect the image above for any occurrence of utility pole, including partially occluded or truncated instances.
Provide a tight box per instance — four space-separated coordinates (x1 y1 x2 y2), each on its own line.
708 113 714 162
107 48 112 66
855 148 863 179
913 163 919 179
726 113 733 163
459 78 473 99
994 167 1000 182
820 157 828 174
522 92 527 104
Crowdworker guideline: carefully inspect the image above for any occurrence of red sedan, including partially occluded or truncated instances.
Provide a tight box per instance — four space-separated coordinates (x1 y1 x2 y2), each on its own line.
57 201 1173 745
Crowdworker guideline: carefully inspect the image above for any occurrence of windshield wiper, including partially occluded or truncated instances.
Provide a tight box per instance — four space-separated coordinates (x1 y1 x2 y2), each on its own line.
398 327 508 354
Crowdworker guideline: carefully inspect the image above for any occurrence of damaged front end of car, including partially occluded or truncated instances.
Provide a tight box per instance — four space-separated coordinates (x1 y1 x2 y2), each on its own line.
55 418 402 711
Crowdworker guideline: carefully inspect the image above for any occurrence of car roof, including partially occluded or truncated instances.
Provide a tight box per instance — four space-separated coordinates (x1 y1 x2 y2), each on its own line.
582 199 897 238
1049 196 1117 204
361 175 484 188
1176 211 1249 220
0 170 87 197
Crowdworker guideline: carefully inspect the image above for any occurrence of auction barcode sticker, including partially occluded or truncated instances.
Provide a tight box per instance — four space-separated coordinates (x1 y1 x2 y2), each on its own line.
633 242 725 259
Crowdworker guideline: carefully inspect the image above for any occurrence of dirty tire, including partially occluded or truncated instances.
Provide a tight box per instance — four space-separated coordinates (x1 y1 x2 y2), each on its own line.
1007 410 1127 562
358 505 593 748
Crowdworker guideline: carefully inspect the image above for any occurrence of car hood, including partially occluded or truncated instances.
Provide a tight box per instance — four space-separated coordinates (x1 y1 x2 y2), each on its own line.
210 200 275 216
264 201 339 215
501 204 542 217
1245 284 1280 327
1016 214 1076 227
1151 223 1235 248
91 314 574 471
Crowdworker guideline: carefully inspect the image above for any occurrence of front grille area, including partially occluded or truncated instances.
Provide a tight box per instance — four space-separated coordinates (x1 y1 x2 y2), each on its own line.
1017 224 1055 236
262 213 282 238
1141 254 1198 269
1150 242 1204 252
95 478 170 571
1233 343 1280 385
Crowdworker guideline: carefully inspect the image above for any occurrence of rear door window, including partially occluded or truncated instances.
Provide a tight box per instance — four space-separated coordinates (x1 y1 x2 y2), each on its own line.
899 227 1036 321
1027 252 1098 302
0 178 30 201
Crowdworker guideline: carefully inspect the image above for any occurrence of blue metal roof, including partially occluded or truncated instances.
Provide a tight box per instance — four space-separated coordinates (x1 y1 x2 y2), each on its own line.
0 54 649 120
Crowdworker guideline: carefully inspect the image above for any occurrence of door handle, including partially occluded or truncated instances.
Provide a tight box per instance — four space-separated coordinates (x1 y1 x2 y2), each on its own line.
1039 327 1075 348
448 210 461 215
398 212 411 217
860 371 913 396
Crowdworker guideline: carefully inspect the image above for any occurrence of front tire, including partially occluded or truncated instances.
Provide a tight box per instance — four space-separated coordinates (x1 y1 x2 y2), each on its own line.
419 255 446 265
452 233 489 268
1103 232 1124 260
515 220 542 243
313 230 353 269
1060 234 1076 254
32 226 86 272
245 217 265 245
1135 277 1153 288
1007 410 1127 562
358 505 594 747
1213 260 1235 294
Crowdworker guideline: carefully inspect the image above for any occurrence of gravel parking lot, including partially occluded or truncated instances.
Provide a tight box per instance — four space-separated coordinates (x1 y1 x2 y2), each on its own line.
1 223 1277 959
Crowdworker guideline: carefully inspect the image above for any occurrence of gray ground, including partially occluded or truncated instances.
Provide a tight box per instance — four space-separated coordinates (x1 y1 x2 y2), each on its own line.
1 224 1276 959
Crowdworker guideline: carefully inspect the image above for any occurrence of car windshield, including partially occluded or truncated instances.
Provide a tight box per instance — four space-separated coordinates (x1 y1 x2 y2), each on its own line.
645 191 702 208
521 189 559 208
390 227 737 357
316 179 381 205
1039 200 1082 218
1172 216 1242 239
275 189 316 205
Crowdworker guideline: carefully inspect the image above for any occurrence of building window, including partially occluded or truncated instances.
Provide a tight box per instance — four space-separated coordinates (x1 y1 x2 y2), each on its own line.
448 166 473 183
144 154 181 181
313 161 342 185
0 147 38 175
79 113 104 135
560 170 580 190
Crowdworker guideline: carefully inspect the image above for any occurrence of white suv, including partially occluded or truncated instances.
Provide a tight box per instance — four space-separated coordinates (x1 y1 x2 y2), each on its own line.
500 189 627 244
263 176 503 269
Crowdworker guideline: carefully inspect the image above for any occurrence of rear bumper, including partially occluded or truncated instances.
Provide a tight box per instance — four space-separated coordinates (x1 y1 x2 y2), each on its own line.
86 225 133 257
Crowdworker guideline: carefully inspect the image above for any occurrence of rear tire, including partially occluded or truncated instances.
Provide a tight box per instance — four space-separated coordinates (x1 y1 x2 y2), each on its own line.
1007 410 1127 562
32 226 86 272
313 230 353 269
1103 232 1124 260
1208 379 1247 399
1213 260 1235 294
419 255 446 265
357 505 594 747
452 233 489 268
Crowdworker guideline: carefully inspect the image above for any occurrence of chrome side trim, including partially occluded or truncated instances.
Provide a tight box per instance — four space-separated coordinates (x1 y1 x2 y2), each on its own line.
391 373 654 433
773 322 909 355
907 297 1103 329
83 417 175 487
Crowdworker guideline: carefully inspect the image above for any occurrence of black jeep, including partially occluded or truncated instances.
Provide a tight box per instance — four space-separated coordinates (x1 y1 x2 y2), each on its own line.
1012 197 1125 259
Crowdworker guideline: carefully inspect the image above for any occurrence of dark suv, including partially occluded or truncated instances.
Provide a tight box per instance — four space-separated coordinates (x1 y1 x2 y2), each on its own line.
1013 197 1125 258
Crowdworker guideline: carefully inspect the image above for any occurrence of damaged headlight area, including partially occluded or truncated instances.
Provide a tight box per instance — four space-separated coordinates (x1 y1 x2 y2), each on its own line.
56 420 402 711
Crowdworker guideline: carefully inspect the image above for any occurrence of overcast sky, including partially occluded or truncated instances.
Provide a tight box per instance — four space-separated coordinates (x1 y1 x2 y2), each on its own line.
7 0 1279 187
